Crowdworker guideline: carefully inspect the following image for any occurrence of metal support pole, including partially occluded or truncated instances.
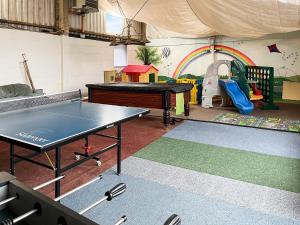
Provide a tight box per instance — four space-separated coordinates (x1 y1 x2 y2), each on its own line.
117 124 122 175
55 147 61 198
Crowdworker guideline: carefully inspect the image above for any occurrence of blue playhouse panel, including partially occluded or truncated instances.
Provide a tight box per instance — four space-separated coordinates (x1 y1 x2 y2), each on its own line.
219 80 254 115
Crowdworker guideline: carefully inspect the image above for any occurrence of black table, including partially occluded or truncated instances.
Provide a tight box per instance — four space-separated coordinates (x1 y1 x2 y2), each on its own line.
86 83 193 125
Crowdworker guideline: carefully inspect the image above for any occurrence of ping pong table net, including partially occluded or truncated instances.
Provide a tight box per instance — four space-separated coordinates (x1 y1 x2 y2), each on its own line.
0 90 81 114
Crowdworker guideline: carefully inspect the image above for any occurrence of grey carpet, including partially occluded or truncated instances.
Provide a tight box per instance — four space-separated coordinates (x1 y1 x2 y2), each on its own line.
120 157 300 220
164 121 300 159
62 170 300 225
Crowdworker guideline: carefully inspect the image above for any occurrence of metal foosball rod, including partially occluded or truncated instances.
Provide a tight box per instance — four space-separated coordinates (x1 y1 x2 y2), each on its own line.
1 210 37 225
54 175 102 202
78 183 126 214
0 203 41 225
0 176 65 207
114 215 127 225
78 183 127 225
33 176 65 190
0 183 126 225
164 214 181 225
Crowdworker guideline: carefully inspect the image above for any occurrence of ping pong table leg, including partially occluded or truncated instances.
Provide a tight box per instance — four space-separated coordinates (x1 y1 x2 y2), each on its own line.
55 146 61 198
117 124 122 175
10 144 15 175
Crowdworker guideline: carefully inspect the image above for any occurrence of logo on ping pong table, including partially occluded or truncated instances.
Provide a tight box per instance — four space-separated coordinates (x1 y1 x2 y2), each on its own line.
16 132 49 143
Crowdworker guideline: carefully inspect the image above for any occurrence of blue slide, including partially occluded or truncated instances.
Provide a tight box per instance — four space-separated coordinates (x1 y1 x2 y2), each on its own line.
219 80 254 115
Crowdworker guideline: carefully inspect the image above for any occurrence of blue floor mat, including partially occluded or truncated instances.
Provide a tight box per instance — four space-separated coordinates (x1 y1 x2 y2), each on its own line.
62 170 300 225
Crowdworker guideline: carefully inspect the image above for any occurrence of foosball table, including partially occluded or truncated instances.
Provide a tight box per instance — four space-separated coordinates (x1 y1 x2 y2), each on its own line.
0 172 181 225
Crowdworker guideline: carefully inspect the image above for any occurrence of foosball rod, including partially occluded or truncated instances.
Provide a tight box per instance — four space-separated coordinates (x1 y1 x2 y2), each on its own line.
54 175 102 202
164 214 181 225
0 183 126 225
107 212 179 225
0 176 65 207
1 209 38 225
114 215 127 225
79 183 126 215
0 202 41 225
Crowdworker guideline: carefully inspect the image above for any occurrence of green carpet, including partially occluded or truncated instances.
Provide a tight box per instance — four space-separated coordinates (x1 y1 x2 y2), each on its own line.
212 112 300 132
135 137 300 193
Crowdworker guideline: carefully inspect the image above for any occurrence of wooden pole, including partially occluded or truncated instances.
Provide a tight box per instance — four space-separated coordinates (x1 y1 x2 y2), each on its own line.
22 54 36 93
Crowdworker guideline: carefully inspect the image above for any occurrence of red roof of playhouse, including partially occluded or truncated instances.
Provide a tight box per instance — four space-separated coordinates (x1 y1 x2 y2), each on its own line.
122 65 158 75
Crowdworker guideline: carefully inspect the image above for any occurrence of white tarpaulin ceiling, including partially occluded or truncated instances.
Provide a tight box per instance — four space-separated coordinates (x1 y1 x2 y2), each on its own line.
100 0 300 38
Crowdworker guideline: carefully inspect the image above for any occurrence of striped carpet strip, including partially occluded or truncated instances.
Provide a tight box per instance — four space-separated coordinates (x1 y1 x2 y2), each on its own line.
120 157 300 220
135 137 300 193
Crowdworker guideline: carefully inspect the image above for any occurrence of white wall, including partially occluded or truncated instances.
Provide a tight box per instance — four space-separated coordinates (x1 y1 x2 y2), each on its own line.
127 45 141 65
146 34 300 78
62 36 113 94
0 28 114 95
0 28 61 93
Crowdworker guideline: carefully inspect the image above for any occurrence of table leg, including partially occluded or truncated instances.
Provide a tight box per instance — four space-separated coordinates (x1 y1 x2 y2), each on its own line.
117 124 122 175
163 108 171 125
184 103 190 116
163 91 171 125
10 144 15 175
55 147 61 198
84 137 89 150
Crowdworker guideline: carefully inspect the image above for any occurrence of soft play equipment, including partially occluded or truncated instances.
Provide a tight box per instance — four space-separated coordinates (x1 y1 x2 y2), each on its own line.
245 66 279 110
201 60 231 108
202 60 254 114
230 60 251 98
219 80 254 114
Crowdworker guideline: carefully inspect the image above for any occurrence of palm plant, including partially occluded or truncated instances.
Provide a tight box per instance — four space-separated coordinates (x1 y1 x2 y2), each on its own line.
136 46 161 65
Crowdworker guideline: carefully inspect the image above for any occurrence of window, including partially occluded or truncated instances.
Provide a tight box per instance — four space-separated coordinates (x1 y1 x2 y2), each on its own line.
114 45 127 67
105 13 124 35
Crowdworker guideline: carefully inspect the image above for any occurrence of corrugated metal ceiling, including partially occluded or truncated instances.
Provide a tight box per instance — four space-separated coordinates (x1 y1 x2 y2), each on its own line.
0 0 55 26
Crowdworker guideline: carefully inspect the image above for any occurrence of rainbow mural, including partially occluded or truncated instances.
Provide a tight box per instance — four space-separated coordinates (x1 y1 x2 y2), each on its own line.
173 45 255 78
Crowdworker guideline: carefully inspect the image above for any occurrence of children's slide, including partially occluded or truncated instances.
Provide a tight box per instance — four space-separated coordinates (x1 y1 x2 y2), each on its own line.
219 80 254 115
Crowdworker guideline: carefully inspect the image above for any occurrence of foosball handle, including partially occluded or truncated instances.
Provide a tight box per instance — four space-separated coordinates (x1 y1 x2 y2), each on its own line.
1 219 13 225
164 214 181 225
105 183 126 201
116 215 127 225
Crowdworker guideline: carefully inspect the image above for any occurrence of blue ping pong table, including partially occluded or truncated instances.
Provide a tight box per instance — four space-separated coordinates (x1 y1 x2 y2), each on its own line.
0 91 149 197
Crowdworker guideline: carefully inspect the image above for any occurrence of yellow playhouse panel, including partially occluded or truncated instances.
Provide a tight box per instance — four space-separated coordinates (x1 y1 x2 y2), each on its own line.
176 79 198 104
